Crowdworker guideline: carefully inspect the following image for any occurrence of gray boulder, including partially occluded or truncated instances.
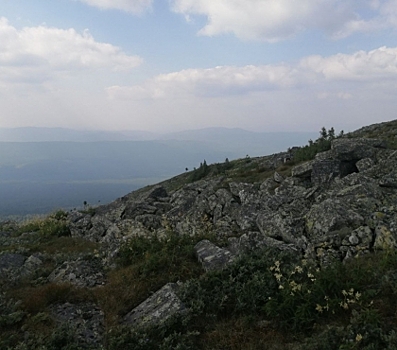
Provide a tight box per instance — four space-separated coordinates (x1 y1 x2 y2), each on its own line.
291 161 313 178
305 199 365 242
194 240 235 271
124 283 186 329
256 211 304 245
48 258 105 288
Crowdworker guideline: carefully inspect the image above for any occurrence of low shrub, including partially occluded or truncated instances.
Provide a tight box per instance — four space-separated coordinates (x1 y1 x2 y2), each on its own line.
107 317 199 350
18 210 70 238
12 283 74 314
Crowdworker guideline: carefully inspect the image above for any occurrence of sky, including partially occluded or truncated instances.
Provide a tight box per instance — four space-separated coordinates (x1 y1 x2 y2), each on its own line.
0 0 397 133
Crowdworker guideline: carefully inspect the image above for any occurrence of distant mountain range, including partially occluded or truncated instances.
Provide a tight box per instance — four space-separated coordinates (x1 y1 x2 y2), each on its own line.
0 127 317 157
0 127 156 142
0 127 318 217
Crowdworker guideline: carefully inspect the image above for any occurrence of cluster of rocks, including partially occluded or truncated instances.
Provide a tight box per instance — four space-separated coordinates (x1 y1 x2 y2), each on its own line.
68 137 397 266
2 132 397 346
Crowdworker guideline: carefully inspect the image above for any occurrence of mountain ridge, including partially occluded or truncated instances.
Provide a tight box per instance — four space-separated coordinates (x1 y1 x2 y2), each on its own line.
0 126 318 143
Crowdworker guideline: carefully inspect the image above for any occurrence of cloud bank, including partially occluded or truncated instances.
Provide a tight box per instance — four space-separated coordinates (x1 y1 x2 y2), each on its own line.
0 17 142 86
75 0 152 14
171 0 397 41
107 46 397 100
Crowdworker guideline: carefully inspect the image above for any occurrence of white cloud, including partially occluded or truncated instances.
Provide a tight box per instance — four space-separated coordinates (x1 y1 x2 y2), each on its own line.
107 46 397 100
107 64 296 99
0 17 142 86
300 46 397 80
75 0 152 14
170 0 397 41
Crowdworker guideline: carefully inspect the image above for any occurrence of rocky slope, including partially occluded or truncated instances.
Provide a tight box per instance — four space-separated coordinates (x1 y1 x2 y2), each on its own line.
1 119 397 349
69 132 397 264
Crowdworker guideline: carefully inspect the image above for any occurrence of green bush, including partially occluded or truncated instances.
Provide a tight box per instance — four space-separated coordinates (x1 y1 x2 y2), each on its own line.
117 231 205 279
180 248 297 319
292 126 342 162
18 211 70 237
190 160 210 182
294 139 331 162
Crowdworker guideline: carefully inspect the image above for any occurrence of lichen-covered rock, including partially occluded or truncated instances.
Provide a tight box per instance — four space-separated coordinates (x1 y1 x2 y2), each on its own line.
341 226 373 248
229 182 258 205
68 212 93 238
124 283 186 329
256 211 304 245
0 252 44 286
234 231 299 255
194 240 235 271
121 200 158 219
311 159 342 185
19 254 43 278
291 161 313 178
374 225 397 250
290 138 389 187
331 138 386 161
305 199 365 242
48 258 105 288
273 171 284 183
379 169 397 188
356 157 375 172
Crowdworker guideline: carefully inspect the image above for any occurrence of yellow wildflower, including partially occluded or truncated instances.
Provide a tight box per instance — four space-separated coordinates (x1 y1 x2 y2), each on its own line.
315 304 323 313
295 266 303 273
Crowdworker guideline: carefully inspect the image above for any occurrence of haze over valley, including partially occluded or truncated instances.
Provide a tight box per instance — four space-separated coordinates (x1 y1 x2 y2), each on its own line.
0 127 317 217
